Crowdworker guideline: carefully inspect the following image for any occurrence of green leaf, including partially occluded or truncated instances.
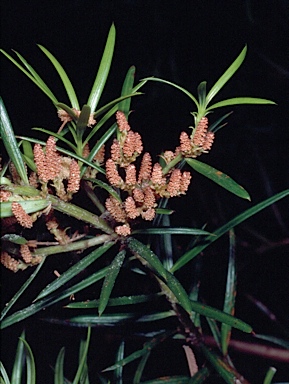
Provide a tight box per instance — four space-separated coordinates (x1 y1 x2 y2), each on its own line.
200 344 243 383
143 77 199 108
171 189 289 272
102 331 173 372
54 347 65 384
1 234 27 245
76 105 91 140
207 97 276 111
114 341 125 384
34 242 114 301
66 293 161 309
132 227 212 236
221 229 236 355
1 266 110 329
98 250 126 316
119 66 136 117
12 50 57 102
38 44 79 109
94 92 142 118
86 179 122 203
206 46 247 105
133 349 151 384
87 24 116 113
32 128 77 151
0 362 10 384
19 338 36 384
0 49 58 104
72 327 91 384
186 158 250 200
263 367 277 384
197 81 207 108
0 258 45 321
0 199 49 218
10 331 25 384
127 238 192 313
0 98 29 184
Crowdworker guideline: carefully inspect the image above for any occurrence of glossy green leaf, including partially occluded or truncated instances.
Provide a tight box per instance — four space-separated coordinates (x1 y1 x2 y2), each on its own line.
54 347 65 384
133 349 151 384
143 77 199 107
99 250 126 316
132 227 211 236
221 230 236 355
94 92 142 118
35 242 114 301
19 338 36 384
0 258 45 321
0 199 49 218
66 293 161 309
171 189 289 272
102 331 173 372
72 327 91 384
207 97 276 111
206 46 247 105
87 24 116 113
114 341 125 384
12 50 57 102
38 44 79 109
186 158 250 200
0 362 10 384
76 104 91 140
10 331 25 384
1 266 109 329
33 127 77 151
197 81 207 107
21 140 34 161
127 238 192 313
0 50 58 104
119 66 136 117
0 98 29 184
263 367 277 384
86 179 122 203
200 344 243 383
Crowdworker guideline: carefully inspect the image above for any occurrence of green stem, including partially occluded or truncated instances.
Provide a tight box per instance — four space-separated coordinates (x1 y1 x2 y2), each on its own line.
162 153 183 175
48 194 115 235
33 234 113 257
82 181 105 213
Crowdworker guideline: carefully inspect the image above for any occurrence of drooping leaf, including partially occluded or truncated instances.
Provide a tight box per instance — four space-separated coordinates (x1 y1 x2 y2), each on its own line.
186 158 250 200
0 98 29 184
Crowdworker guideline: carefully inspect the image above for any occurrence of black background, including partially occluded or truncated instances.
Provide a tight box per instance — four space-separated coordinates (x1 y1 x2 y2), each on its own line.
1 1 289 382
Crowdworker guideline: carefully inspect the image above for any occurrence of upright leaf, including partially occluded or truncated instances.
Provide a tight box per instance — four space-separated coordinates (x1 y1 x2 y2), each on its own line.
87 24 116 113
0 98 29 184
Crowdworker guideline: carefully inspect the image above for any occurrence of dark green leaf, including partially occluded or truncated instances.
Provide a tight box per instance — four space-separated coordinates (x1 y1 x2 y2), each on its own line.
0 362 11 384
171 190 289 272
76 105 91 139
0 98 29 184
132 227 212 236
119 66 136 117
11 331 26 384
99 250 126 316
186 158 250 200
54 347 65 384
72 327 91 384
19 338 36 384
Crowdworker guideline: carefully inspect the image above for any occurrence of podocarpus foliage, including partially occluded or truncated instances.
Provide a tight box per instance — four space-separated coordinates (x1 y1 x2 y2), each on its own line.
1 24 288 383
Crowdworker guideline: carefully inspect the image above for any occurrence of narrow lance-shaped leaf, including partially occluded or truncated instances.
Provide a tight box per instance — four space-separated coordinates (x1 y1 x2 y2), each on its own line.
76 104 91 142
54 347 65 384
10 331 26 384
87 24 116 113
38 44 79 109
221 229 237 355
0 362 11 384
19 338 36 384
0 98 29 184
207 97 276 111
171 189 289 272
114 341 125 384
98 250 126 316
119 66 136 117
186 158 250 200
206 46 247 105
72 327 91 384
